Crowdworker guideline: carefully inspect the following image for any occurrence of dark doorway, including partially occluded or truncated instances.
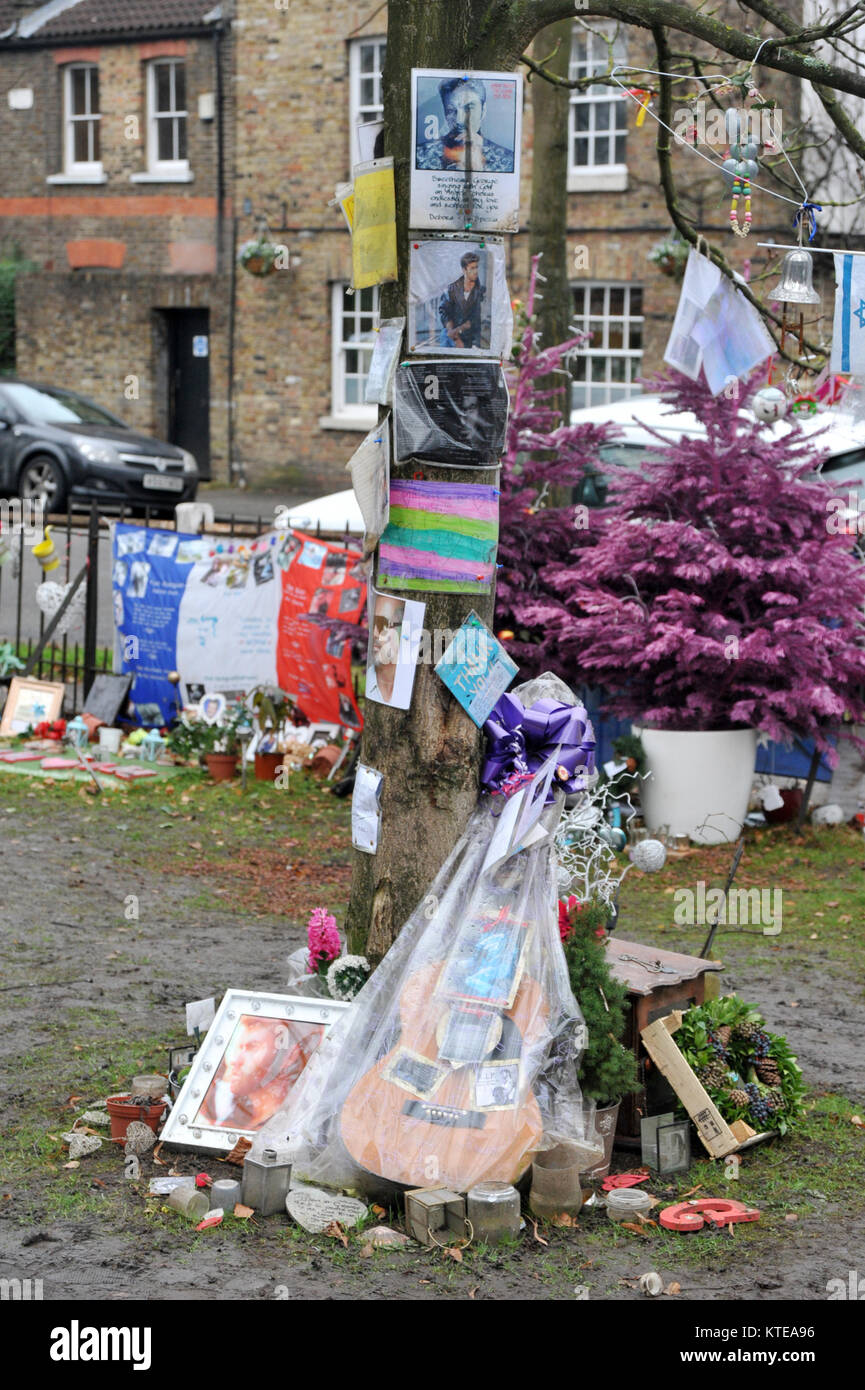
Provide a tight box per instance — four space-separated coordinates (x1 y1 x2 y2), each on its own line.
157 308 211 480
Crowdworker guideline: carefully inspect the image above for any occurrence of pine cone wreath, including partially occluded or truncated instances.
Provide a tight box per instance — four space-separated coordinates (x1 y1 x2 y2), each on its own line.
697 1062 729 1091
733 1021 771 1058
756 1060 781 1086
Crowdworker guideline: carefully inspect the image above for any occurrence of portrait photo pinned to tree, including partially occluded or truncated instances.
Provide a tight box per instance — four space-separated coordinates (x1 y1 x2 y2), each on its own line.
365 589 426 710
408 237 512 358
410 69 523 232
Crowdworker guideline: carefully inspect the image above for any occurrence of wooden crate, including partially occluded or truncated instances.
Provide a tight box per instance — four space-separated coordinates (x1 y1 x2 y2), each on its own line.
640 1011 775 1158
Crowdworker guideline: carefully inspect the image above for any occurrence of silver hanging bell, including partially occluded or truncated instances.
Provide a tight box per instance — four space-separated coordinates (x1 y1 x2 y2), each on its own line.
770 248 820 304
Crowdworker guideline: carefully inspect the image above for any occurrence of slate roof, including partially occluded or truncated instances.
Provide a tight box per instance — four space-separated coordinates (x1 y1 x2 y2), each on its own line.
1 0 219 41
0 1 34 35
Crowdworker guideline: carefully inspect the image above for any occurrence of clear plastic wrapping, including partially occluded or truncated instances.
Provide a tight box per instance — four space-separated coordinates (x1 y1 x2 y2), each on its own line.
254 799 595 1197
393 360 509 465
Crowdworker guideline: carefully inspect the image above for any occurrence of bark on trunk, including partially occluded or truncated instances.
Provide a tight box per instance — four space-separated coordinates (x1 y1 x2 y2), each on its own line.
346 0 525 963
528 18 572 424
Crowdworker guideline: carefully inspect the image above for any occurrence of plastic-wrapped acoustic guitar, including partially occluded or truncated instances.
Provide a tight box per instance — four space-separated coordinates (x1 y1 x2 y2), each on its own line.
340 926 549 1191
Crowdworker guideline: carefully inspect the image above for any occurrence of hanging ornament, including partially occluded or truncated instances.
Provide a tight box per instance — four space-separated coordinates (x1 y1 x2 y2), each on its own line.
751 385 788 422
722 108 761 237
769 246 820 355
729 177 752 237
36 579 87 636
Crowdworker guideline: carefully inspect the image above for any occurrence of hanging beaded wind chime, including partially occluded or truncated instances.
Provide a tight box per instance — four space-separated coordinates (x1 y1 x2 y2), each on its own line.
722 105 762 237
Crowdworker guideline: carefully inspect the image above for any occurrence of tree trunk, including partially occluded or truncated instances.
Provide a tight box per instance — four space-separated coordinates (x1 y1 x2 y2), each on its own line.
528 18 572 424
346 0 524 963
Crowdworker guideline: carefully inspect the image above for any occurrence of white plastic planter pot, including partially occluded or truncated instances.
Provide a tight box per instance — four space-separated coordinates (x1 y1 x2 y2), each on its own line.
633 727 758 845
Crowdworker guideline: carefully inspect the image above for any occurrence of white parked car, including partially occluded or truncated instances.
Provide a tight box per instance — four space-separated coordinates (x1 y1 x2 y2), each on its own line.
568 393 865 517
277 488 363 536
282 392 865 536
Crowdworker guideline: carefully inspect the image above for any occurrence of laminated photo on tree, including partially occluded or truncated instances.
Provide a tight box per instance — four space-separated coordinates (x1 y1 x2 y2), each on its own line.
407 237 512 358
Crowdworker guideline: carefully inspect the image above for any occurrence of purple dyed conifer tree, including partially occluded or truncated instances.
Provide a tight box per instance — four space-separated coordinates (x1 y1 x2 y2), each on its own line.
546 370 865 757
496 255 609 678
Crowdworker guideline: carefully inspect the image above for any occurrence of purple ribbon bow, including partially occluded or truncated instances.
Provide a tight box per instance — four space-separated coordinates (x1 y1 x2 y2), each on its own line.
482 693 596 802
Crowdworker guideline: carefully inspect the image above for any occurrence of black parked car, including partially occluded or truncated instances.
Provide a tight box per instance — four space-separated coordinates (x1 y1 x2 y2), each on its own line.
0 379 199 514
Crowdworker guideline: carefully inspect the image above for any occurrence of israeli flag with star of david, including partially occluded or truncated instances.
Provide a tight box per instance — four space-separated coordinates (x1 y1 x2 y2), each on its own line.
832 252 865 375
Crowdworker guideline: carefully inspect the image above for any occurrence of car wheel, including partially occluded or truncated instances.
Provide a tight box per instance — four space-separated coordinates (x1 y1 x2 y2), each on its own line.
18 455 67 514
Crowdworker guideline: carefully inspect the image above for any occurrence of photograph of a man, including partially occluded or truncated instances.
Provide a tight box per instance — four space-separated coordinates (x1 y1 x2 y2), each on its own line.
365 591 426 710
416 75 516 173
366 594 403 705
439 250 485 349
197 1015 323 1132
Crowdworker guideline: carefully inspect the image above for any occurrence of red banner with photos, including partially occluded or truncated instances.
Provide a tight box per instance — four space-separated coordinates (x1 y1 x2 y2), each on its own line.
276 530 365 729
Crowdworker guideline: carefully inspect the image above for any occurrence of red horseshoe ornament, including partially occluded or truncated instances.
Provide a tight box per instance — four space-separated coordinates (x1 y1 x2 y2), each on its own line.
660 1198 761 1232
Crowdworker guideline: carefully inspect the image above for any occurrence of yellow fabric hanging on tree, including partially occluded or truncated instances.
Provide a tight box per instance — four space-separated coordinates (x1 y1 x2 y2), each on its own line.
351 157 398 290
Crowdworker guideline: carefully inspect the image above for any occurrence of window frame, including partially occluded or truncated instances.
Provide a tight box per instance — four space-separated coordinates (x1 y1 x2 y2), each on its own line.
348 36 386 166
568 27 628 191
145 57 189 179
326 281 380 429
63 62 102 179
570 281 644 411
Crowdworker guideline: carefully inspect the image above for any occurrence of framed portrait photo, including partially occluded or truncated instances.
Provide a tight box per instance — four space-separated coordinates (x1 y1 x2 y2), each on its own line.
0 676 65 736
410 68 523 232
160 990 351 1154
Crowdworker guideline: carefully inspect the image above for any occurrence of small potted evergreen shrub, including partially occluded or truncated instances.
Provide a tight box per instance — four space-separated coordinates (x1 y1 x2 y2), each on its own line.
559 896 640 1178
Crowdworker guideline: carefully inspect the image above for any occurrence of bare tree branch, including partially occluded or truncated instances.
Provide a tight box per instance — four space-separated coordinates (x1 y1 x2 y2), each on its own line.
507 0 865 98
651 23 824 367
744 0 865 165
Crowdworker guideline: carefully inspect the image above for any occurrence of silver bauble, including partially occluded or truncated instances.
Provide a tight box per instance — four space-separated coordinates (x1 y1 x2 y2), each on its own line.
630 838 667 873
752 386 788 422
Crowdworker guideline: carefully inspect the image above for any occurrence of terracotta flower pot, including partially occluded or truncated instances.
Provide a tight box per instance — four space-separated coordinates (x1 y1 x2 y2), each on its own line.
105 1093 167 1145
205 752 239 782
254 750 284 782
309 745 340 779
244 255 275 277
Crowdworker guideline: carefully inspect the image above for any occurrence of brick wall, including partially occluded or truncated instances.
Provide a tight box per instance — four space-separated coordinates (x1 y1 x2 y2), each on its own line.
1 27 233 477
2 2 830 496
16 270 231 475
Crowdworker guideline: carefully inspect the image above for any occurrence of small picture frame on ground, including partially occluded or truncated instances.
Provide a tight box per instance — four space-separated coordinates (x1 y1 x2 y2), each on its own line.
0 676 65 736
656 1118 692 1174
640 1110 674 1170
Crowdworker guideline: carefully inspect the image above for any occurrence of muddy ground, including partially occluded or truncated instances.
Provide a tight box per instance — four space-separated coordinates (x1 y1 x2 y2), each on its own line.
1 774 863 1302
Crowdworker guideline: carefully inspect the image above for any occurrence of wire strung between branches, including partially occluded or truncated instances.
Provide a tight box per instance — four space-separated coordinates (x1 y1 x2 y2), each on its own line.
604 64 814 216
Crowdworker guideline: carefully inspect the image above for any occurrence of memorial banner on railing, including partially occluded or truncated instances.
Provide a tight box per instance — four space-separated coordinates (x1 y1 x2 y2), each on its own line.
111 524 365 728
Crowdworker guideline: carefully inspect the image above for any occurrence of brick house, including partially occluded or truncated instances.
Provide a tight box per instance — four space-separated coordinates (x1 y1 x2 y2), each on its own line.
0 0 833 495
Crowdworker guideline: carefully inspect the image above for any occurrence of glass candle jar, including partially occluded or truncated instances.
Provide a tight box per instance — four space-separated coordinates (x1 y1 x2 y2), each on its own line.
466 1182 521 1245
529 1144 587 1219
166 1186 210 1221
606 1188 652 1224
